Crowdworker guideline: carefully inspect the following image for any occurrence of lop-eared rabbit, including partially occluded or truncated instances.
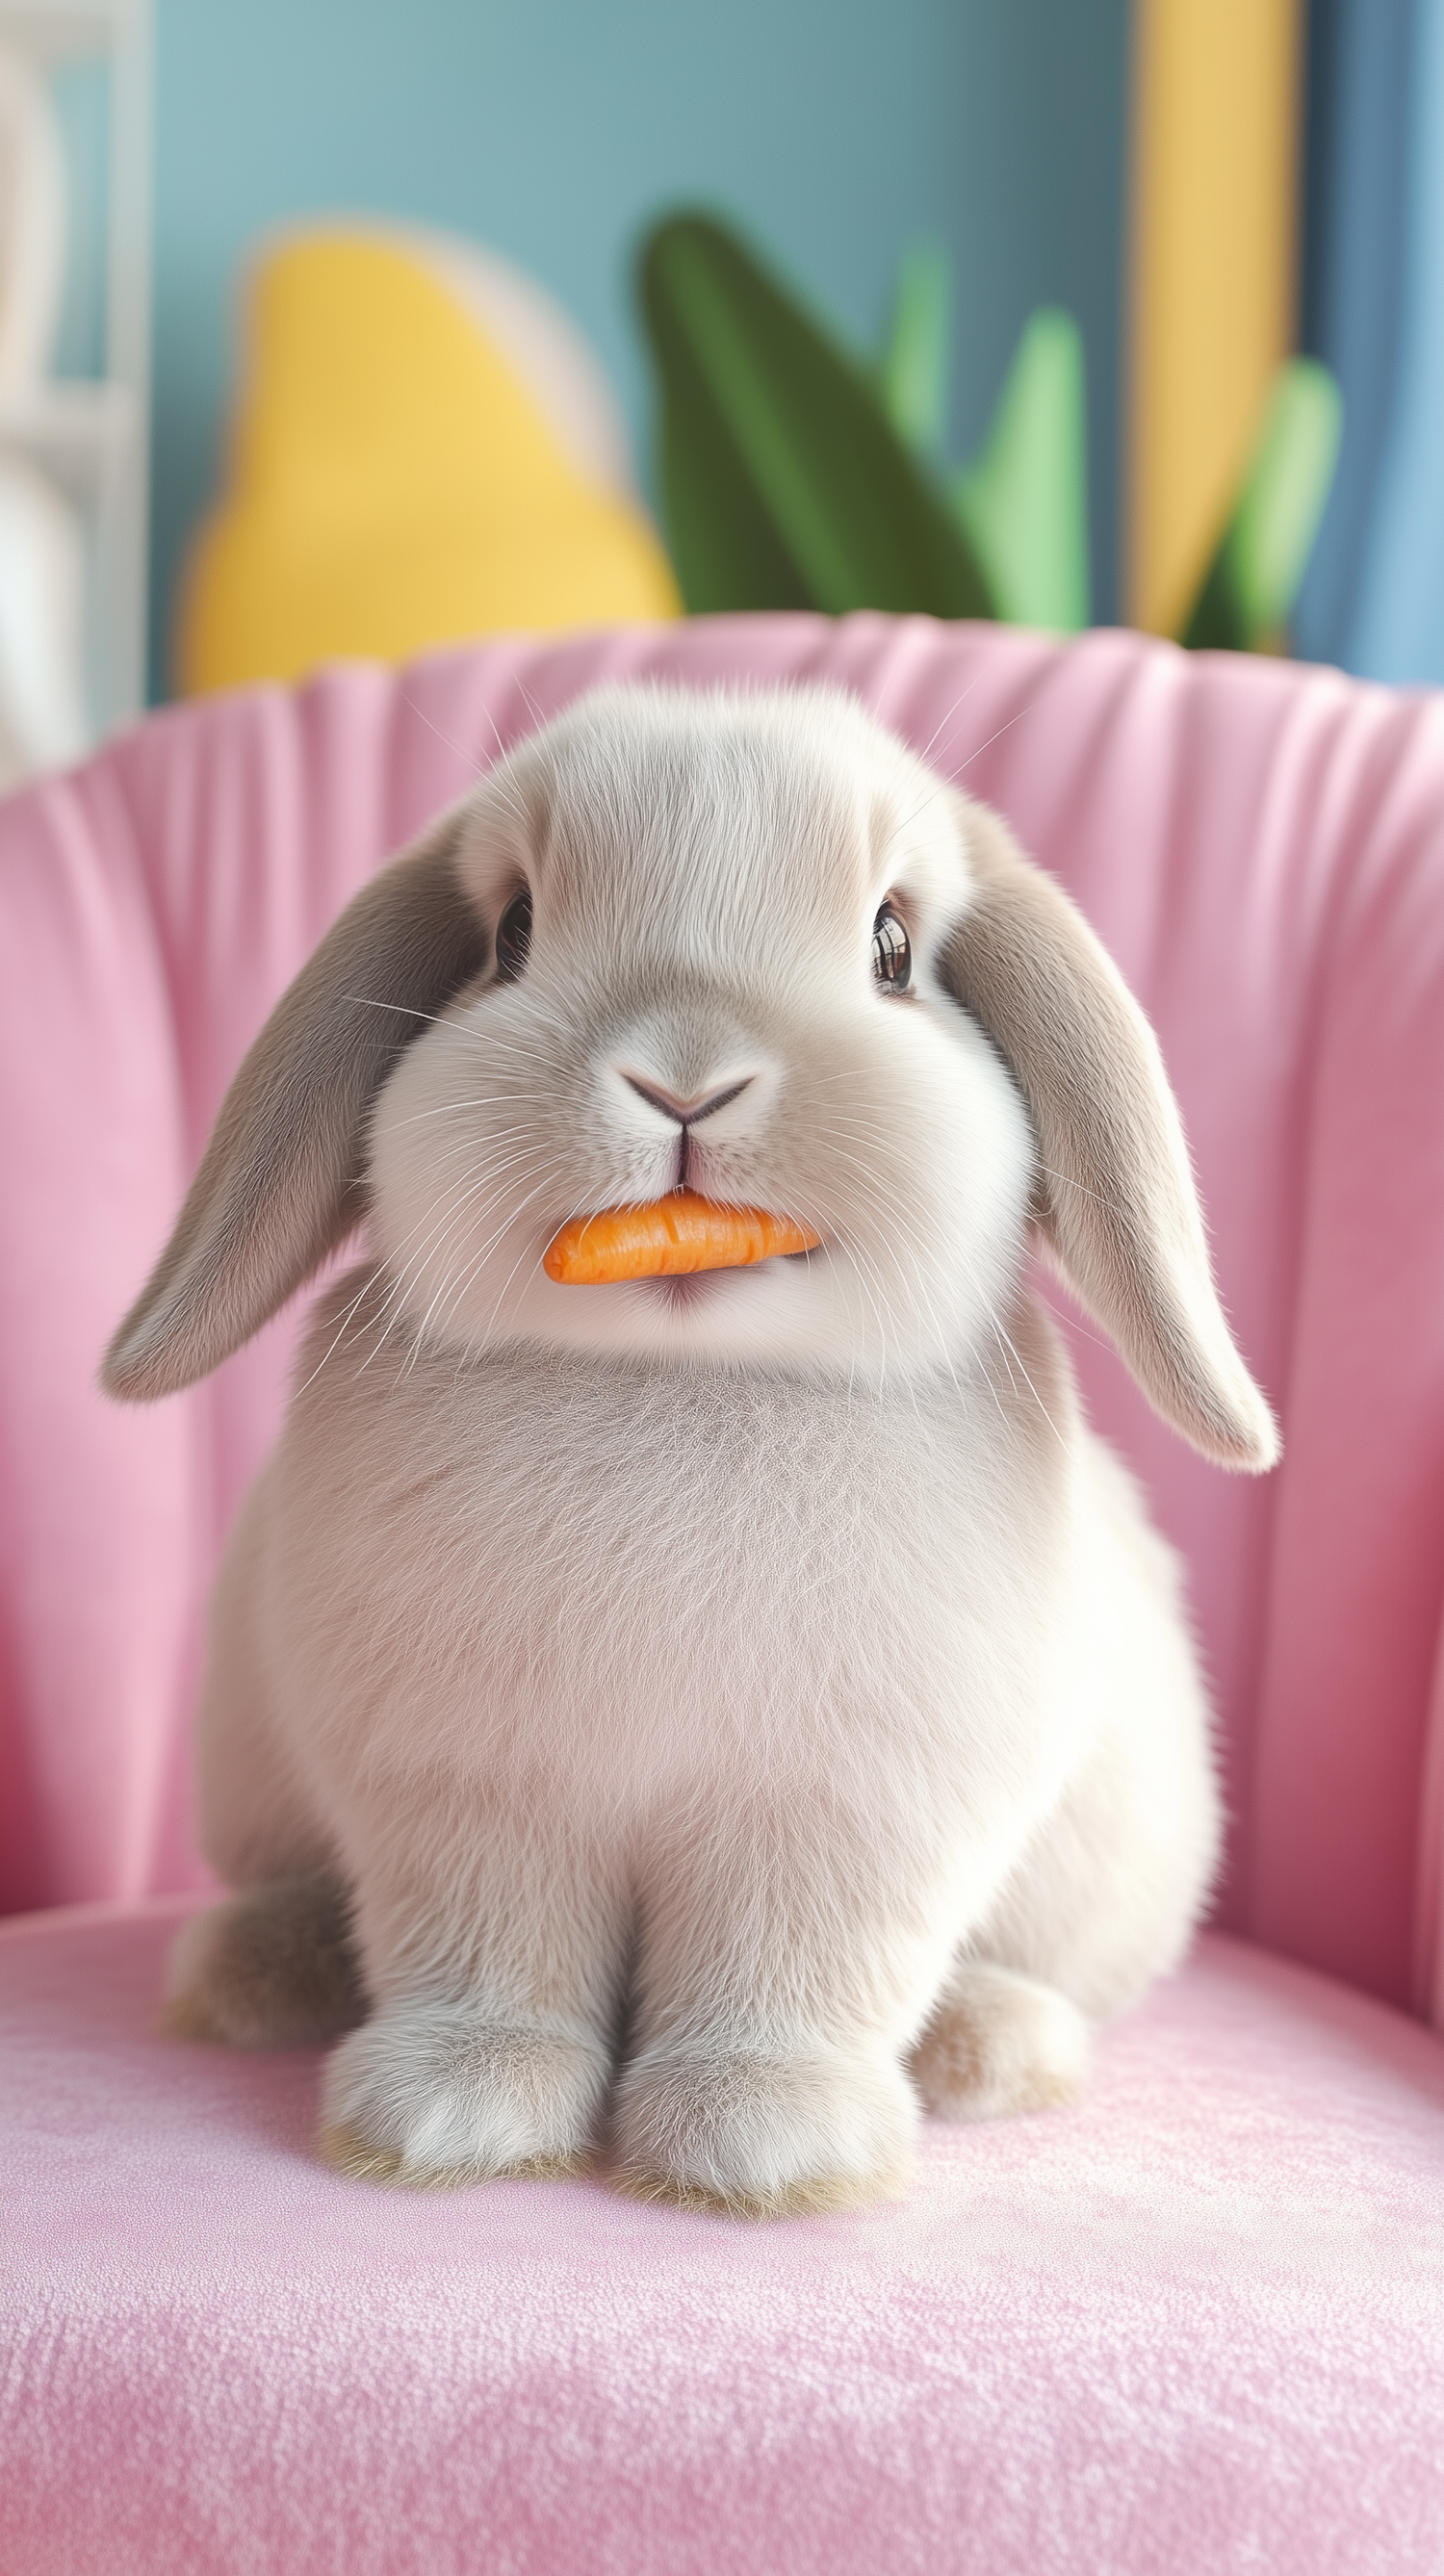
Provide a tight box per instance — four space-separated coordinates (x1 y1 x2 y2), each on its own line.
105 684 1276 2215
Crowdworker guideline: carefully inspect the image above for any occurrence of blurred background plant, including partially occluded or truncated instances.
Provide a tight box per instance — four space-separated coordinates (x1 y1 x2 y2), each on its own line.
0 0 1438 773
639 207 1341 653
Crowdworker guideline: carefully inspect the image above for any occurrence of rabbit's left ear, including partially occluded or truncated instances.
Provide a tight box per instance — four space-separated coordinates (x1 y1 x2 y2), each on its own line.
103 801 488 1402
940 796 1278 1471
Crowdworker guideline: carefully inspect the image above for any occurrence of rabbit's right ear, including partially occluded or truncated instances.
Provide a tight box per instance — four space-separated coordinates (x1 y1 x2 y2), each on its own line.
103 804 488 1402
940 795 1278 1472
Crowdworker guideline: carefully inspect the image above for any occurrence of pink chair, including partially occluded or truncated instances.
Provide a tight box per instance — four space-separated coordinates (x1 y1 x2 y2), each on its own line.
3 615 1441 2575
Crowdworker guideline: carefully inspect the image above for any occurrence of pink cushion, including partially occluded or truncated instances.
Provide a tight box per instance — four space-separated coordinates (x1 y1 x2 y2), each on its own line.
2 615 1443 2022
3 1902 1440 2575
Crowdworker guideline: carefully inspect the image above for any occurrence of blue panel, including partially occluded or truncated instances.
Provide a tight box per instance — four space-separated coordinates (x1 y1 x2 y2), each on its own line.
1347 0 1444 681
1295 0 1414 670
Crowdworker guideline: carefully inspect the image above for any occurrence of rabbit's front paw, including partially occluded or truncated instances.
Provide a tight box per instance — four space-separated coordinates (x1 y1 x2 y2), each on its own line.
319 2003 609 2185
911 1962 1091 2121
611 2045 915 2217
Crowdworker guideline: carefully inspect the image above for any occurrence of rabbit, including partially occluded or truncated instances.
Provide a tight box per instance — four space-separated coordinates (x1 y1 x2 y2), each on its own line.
103 681 1278 2216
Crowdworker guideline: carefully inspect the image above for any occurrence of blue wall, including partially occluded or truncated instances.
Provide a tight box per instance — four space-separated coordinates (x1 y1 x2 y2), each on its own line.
148 0 1129 697
1297 0 1444 684
1297 0 1415 673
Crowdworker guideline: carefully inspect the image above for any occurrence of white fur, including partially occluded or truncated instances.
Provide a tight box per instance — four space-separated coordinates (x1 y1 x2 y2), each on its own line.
169 684 1249 2209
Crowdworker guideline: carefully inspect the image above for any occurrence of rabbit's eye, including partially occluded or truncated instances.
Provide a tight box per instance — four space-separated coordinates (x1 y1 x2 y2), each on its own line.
871 903 911 992
495 889 532 981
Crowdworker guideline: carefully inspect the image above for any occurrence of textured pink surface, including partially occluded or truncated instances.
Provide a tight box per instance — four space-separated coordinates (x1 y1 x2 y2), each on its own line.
2 614 1443 2017
2 1901 1441 2576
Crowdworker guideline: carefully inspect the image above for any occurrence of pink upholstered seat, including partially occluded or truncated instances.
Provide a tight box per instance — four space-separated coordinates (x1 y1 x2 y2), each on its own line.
5 1903 1441 2576
2 615 1443 2571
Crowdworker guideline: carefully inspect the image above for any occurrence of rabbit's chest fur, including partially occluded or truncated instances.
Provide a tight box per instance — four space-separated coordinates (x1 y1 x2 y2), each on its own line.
261 1273 1097 1893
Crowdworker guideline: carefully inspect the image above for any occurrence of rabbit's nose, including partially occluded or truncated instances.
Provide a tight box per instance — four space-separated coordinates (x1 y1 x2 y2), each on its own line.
620 1071 754 1126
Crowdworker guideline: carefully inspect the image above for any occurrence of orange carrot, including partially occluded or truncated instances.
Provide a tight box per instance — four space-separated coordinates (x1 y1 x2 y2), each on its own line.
543 1191 821 1285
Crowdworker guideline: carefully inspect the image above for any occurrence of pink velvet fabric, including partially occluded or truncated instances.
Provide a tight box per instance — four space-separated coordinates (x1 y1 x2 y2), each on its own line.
2 614 1443 2019
3 1901 1441 2575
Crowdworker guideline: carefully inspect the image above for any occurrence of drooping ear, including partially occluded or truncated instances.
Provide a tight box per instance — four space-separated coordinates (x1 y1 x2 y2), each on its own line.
940 796 1278 1471
103 803 488 1402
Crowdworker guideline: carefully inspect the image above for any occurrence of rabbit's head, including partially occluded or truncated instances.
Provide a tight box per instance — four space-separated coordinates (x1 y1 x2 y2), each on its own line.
104 683 1276 1469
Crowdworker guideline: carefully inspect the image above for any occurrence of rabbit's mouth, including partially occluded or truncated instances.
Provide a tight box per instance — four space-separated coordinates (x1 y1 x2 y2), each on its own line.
640 1273 728 1312
639 1245 820 1312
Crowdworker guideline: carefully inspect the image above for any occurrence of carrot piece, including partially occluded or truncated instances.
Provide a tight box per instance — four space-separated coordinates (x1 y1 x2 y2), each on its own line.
543 1191 821 1285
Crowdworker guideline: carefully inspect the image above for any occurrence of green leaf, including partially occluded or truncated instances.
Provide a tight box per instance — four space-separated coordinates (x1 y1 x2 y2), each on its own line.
1180 359 1343 652
637 211 994 620
881 239 951 462
952 308 1090 631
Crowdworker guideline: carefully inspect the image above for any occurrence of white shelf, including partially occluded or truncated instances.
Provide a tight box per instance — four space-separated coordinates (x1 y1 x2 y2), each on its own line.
0 0 148 740
0 3 139 66
0 377 136 470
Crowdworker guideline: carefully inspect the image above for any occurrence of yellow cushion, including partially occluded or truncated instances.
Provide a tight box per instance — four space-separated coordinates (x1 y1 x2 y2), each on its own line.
178 230 680 694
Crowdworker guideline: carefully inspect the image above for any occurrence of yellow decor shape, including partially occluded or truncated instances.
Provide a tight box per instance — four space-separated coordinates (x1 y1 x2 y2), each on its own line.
179 229 680 695
1126 0 1302 637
